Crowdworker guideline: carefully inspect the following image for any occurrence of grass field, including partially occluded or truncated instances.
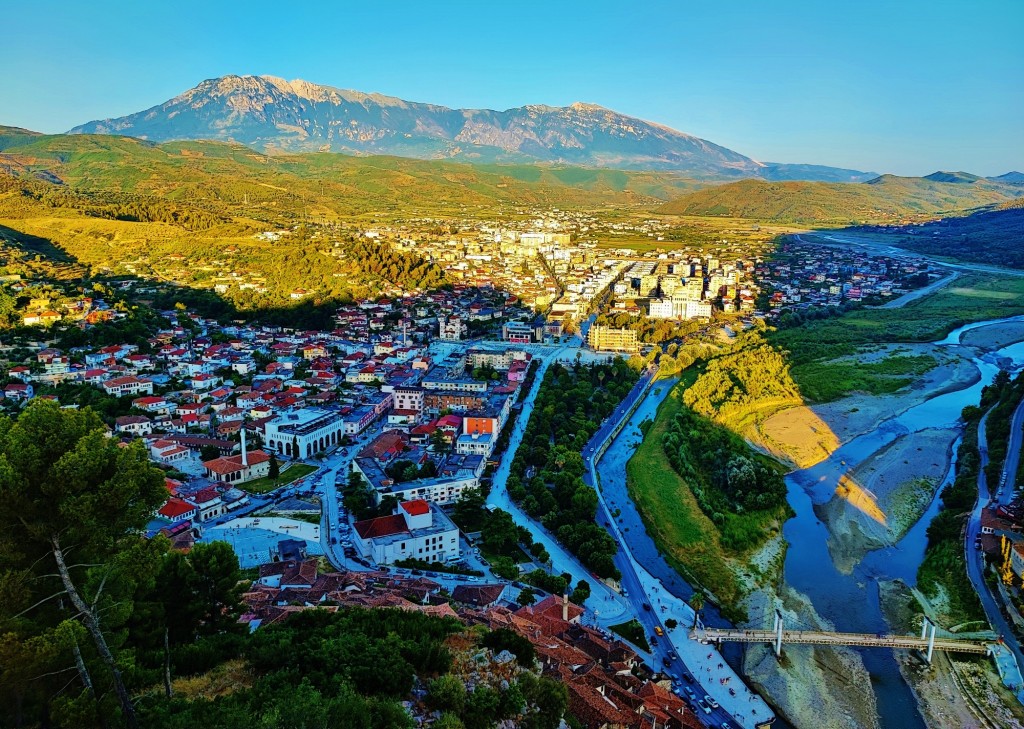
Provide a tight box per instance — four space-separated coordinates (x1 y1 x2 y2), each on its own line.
790 353 937 402
243 462 318 494
609 619 650 652
625 386 745 614
773 273 1024 364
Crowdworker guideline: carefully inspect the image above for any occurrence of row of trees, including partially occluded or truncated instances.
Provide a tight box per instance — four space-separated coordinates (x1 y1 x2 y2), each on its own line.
506 359 641 579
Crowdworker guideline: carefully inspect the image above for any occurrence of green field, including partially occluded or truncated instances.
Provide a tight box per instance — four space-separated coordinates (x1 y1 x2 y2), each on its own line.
609 619 650 652
773 272 1024 400
243 462 318 494
789 353 937 403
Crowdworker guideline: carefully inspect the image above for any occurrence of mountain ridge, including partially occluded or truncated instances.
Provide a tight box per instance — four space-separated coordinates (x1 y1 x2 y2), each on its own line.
67 74 876 182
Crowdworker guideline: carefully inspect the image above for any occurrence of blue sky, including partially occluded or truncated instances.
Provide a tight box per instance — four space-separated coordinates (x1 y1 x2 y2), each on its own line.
2 0 1021 176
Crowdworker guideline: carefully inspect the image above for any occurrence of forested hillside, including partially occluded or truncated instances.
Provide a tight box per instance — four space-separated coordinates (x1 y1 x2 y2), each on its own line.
658 176 1019 224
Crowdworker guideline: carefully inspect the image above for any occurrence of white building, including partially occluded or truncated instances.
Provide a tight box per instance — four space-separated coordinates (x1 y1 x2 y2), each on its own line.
455 432 494 457
353 499 460 565
393 386 424 413
438 315 466 341
264 409 346 459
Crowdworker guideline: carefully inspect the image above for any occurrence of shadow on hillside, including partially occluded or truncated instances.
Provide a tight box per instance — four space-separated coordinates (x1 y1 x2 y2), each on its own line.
0 224 78 264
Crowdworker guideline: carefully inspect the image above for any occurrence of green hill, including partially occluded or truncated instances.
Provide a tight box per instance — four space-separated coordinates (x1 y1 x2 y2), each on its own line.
657 176 1019 224
0 129 704 218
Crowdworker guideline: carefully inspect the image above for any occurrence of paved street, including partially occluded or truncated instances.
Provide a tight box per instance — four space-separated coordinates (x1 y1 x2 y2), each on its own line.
966 412 1024 699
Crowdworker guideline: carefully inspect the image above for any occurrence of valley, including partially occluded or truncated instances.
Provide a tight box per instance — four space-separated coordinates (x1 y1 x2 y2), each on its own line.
1 56 1023 729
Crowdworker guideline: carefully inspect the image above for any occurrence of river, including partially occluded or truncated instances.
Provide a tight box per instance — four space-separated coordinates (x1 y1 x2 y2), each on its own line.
599 316 1024 728
782 316 1024 727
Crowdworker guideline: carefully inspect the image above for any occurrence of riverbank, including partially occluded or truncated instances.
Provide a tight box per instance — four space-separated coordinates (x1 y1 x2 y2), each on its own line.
879 579 1024 729
752 343 978 470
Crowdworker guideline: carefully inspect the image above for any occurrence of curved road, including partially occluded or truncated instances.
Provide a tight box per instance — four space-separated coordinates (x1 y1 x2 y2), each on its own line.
966 412 1024 676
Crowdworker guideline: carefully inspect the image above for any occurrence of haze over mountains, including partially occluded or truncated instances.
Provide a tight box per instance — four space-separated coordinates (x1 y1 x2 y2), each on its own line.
69 74 877 182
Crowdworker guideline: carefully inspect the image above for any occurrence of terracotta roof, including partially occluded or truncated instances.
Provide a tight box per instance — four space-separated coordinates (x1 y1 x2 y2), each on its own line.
203 450 271 475
451 584 505 607
158 497 196 519
353 513 409 540
400 499 430 517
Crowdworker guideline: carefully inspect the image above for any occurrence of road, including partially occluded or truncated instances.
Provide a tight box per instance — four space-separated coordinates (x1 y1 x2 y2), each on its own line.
997 398 1024 506
582 369 775 728
875 271 960 309
965 412 1024 674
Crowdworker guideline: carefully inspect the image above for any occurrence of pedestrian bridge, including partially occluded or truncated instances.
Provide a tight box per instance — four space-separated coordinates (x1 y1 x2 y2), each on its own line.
692 613 992 663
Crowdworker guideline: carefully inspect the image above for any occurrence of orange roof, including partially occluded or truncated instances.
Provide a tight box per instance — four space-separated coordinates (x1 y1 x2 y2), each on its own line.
203 450 270 475
400 499 430 516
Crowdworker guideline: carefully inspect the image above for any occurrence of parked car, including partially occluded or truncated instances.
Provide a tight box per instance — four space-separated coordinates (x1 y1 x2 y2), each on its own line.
697 698 711 715
706 695 719 710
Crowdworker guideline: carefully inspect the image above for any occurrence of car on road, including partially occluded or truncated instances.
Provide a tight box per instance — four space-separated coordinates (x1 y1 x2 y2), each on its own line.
654 625 664 636
696 698 711 715
661 657 672 668
705 695 719 709
642 603 652 611
681 672 693 683
684 687 695 700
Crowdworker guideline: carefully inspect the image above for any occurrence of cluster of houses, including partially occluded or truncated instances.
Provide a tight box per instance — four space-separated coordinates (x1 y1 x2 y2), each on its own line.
1 290 538 568
6 283 122 328
758 241 937 312
242 561 702 729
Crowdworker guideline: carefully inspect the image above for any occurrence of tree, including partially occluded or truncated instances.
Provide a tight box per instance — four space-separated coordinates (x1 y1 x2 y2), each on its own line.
426 674 466 713
690 592 705 627
269 453 280 481
0 400 167 728
200 444 221 462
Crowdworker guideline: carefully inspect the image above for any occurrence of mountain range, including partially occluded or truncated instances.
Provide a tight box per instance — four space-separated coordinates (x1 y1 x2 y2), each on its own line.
69 75 877 182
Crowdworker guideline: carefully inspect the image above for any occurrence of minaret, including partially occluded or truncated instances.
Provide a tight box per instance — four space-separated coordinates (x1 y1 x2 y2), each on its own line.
241 426 249 466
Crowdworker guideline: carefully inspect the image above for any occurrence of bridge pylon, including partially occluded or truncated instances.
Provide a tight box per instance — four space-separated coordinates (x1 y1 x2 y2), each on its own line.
773 609 784 658
920 616 937 664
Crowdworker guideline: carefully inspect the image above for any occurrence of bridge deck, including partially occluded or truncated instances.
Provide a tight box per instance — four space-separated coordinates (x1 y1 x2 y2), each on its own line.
696 629 990 655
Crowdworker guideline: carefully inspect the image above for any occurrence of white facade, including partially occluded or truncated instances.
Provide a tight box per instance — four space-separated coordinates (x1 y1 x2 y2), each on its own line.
354 501 460 565
265 409 346 459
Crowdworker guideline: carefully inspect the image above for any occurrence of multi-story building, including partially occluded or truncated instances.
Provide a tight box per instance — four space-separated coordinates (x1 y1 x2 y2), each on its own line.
587 325 638 353
438 315 466 341
353 499 460 565
393 386 424 413
264 409 346 458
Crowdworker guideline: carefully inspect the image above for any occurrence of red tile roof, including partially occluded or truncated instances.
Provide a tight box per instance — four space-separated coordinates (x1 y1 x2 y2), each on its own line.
353 514 409 540
400 499 430 516
158 497 195 519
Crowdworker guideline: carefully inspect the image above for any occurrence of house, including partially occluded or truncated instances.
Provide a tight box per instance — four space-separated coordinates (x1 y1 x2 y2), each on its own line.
157 497 197 522
133 395 173 415
102 376 154 397
4 383 34 401
115 415 153 436
203 450 272 485
451 584 506 608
